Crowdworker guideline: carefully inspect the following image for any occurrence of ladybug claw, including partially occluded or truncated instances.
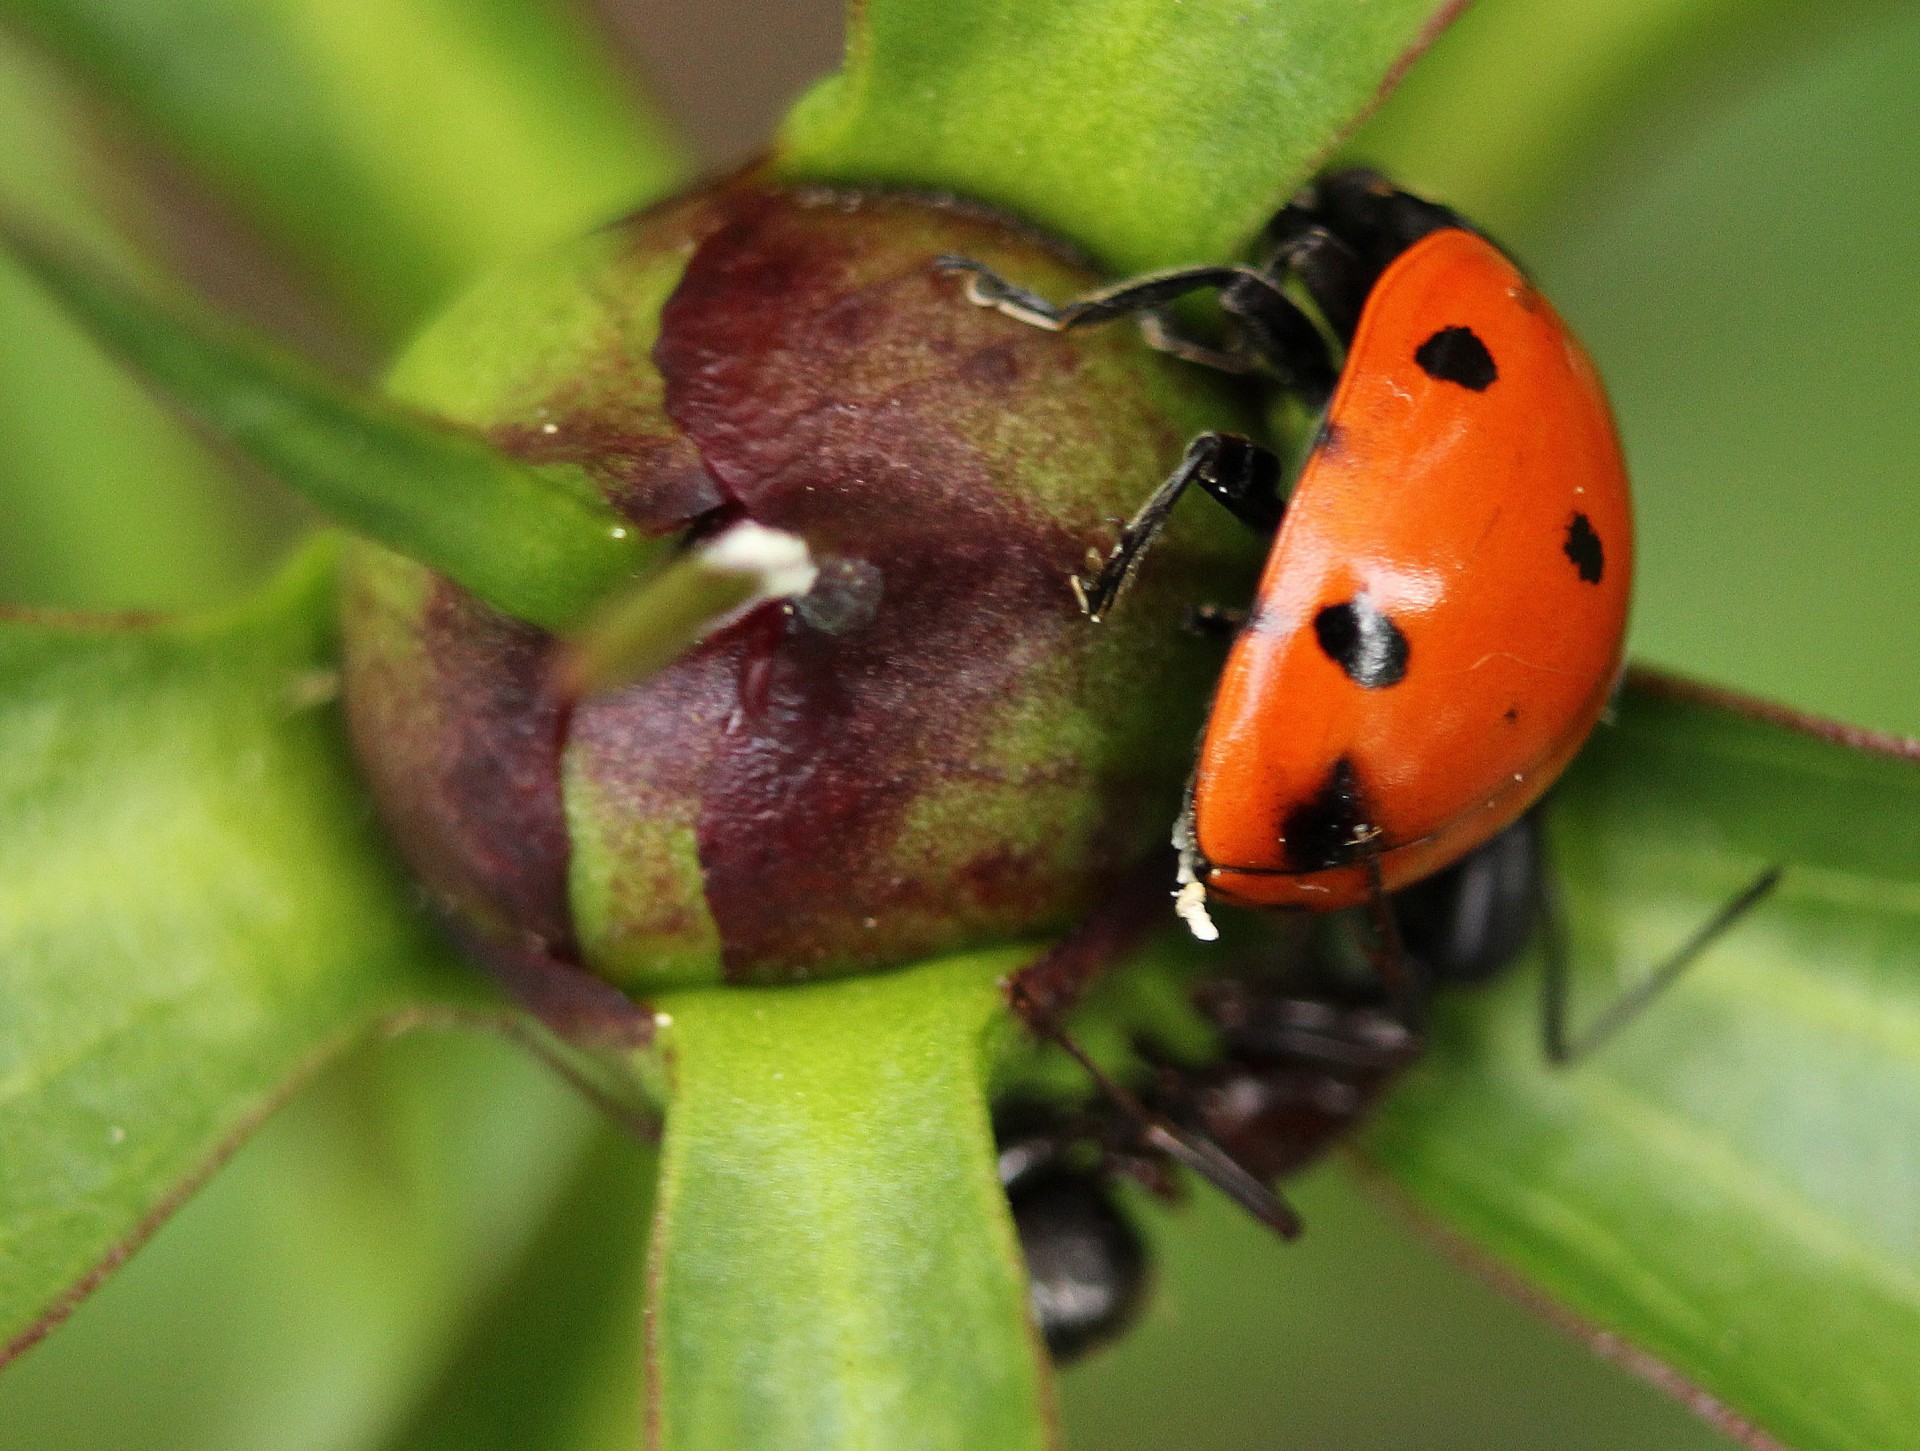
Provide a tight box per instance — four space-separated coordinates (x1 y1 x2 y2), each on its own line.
1069 573 1097 618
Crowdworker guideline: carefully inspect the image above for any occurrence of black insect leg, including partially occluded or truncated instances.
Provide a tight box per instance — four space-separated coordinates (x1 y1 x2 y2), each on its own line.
1539 851 1784 1065
937 254 1336 390
1359 849 1424 1022
1075 433 1283 621
1040 1022 1304 1240
1212 272 1339 401
1258 210 1370 347
938 255 1256 333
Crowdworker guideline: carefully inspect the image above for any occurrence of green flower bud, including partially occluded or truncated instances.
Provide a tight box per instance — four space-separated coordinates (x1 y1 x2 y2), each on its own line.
340 179 1257 995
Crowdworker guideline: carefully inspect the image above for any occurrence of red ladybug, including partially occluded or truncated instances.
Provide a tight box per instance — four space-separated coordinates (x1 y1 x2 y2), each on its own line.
943 170 1630 939
957 173 1781 1243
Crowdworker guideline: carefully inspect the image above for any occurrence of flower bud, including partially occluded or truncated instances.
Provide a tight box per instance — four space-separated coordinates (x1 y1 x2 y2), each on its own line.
340 179 1257 992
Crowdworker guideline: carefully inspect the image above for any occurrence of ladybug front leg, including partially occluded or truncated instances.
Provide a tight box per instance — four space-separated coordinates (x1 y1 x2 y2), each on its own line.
936 254 1332 390
937 254 1252 333
1074 432 1283 621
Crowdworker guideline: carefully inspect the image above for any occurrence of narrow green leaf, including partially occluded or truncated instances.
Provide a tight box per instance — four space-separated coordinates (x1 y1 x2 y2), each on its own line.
648 950 1050 1451
0 0 689 341
2 225 657 633
0 539 480 1363
777 0 1469 272
0 34 282 611
561 522 817 699
1364 674 1920 1451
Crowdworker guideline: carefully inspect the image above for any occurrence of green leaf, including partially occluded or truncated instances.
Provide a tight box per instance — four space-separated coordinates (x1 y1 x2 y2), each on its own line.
1350 0 1889 240
647 950 1050 1451
0 539 479 1362
383 1116 655 1451
0 0 689 342
777 0 1469 272
1364 674 1920 1451
1526 5 1920 741
1 225 658 633
0 1030 609 1451
0 35 281 611
1059 1171 1732 1451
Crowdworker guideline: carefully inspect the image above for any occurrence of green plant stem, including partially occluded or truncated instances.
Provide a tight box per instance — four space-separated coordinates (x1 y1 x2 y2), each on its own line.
645 950 1050 1451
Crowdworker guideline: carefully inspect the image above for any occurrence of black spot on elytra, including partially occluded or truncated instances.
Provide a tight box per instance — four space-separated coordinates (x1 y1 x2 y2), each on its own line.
1503 705 1521 723
1313 595 1409 688
1281 758 1374 873
1414 326 1497 391
1564 511 1604 584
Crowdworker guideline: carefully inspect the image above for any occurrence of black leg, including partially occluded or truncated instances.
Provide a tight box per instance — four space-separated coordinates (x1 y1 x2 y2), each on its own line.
1075 433 1282 621
938 254 1337 391
1041 1024 1304 1240
939 254 1261 332
1359 849 1422 1020
1273 227 1368 344
1539 851 1784 1066
1216 274 1338 401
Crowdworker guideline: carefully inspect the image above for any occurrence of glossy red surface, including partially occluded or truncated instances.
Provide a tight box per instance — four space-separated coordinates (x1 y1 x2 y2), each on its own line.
1192 227 1632 910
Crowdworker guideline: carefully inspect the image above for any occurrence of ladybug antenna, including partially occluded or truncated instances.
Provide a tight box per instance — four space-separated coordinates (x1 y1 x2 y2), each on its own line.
1031 1015 1303 1241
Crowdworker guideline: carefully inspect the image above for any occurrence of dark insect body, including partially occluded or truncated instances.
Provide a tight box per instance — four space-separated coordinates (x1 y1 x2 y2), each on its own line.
993 1102 1152 1364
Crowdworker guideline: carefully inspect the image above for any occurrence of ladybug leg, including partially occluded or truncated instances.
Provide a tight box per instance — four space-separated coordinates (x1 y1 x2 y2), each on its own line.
937 254 1334 391
1359 849 1424 1020
1198 979 1421 1073
1258 210 1369 345
1037 1022 1304 1240
937 255 1254 333
1540 859 1784 1064
1074 433 1283 621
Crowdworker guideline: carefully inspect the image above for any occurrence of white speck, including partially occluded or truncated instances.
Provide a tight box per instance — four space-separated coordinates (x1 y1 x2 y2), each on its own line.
1174 880 1219 942
611 526 630 540
863 917 878 929
653 1011 674 1029
107 1125 125 1145
540 422 559 435
1513 772 1523 782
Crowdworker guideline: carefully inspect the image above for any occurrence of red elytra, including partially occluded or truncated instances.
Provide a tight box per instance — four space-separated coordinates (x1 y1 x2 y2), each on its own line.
1186 227 1632 918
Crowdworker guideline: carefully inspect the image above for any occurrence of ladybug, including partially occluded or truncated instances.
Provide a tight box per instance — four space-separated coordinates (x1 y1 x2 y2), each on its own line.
941 169 1631 939
961 172 1782 1254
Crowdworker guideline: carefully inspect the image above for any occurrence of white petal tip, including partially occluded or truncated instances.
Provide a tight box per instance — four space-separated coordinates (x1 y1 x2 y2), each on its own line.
700 521 819 601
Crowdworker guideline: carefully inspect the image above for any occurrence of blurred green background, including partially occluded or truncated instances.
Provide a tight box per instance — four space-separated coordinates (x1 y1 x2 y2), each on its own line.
0 0 1915 1446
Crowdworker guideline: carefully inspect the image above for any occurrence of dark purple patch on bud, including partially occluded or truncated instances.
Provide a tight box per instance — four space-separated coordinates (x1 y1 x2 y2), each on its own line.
346 181 1258 992
639 190 1101 978
340 553 572 954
